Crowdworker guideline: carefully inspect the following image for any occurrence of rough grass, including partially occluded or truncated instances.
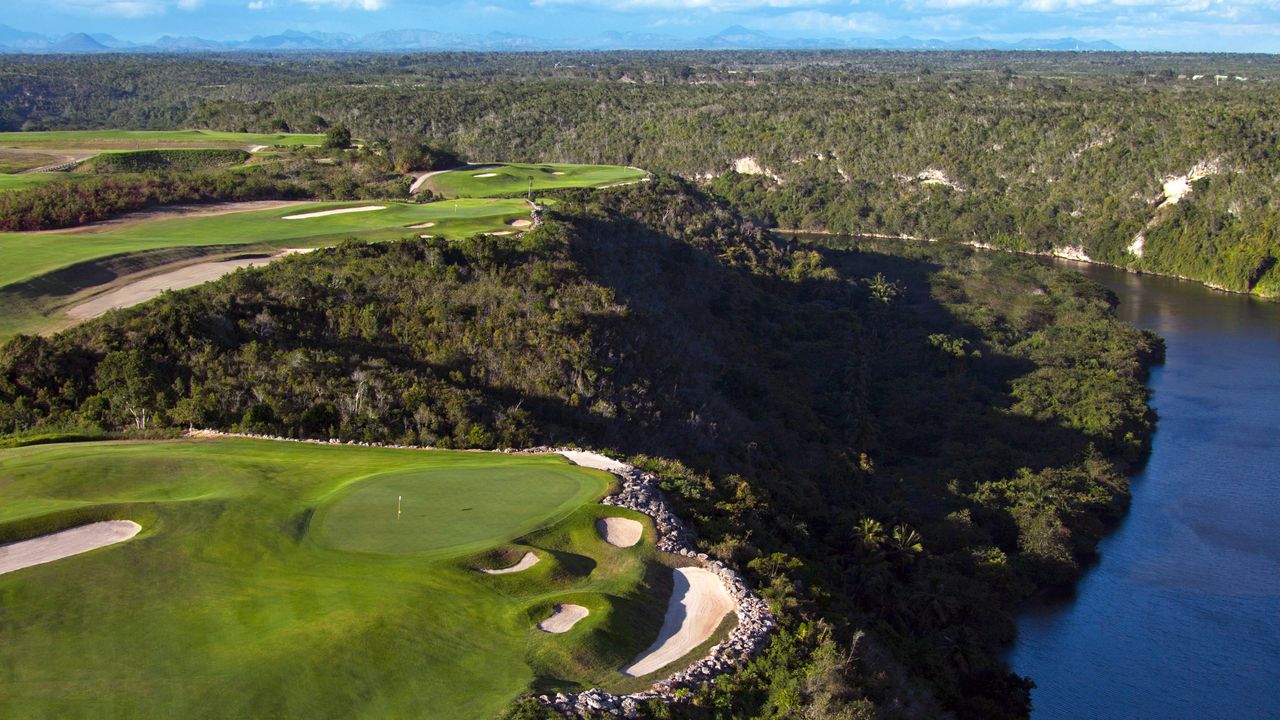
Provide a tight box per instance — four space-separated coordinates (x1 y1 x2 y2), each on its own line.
0 173 66 194
0 438 670 719
0 129 326 153
0 148 63 174
427 163 647 199
85 149 251 174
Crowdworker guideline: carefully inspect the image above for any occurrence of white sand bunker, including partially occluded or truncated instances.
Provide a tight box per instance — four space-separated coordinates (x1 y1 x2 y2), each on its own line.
551 171 566 175
621 567 735 677
559 450 630 474
407 221 436 229
282 205 386 220
508 218 533 228
538 603 589 633
597 517 643 548
0 521 141 575
473 172 499 178
479 551 540 575
485 230 514 236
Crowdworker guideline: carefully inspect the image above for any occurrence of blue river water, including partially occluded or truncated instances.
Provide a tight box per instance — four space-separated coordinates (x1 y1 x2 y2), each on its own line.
1008 263 1280 719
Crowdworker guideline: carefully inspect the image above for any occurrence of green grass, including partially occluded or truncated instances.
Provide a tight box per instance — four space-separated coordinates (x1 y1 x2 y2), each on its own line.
0 173 66 193
0 129 326 153
0 199 534 292
0 438 671 719
427 163 647 199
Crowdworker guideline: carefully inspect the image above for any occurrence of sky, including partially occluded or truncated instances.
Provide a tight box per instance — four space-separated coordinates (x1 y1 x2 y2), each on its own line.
6 0 1280 52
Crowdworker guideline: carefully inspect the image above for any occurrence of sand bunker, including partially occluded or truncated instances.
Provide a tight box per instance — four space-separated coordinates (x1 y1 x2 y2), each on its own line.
407 221 436 229
596 517 643 548
66 250 307 320
621 567 736 677
559 450 630 474
485 231 514 236
551 171 566 175
507 218 533 228
282 205 386 220
0 521 141 575
473 172 499 178
538 603 589 633
479 551 540 575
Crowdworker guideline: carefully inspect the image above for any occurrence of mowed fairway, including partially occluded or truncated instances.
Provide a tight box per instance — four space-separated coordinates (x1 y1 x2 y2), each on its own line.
426 163 647 198
0 199 533 291
0 173 65 194
0 439 669 719
0 129 326 153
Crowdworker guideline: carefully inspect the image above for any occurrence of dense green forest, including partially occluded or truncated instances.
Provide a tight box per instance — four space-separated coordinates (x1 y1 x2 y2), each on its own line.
2 51 1277 296
0 179 1162 718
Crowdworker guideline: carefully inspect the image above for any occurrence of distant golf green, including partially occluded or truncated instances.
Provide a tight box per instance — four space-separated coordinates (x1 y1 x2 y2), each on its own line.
0 129 326 152
427 162 646 198
0 199 534 291
0 438 667 719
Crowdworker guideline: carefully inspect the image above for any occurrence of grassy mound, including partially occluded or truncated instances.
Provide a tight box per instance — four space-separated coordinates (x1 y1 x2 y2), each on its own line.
0 438 674 719
87 149 251 174
426 163 646 198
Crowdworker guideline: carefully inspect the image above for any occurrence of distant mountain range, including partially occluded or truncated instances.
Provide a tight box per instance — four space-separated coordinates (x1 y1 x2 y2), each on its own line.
0 24 1124 54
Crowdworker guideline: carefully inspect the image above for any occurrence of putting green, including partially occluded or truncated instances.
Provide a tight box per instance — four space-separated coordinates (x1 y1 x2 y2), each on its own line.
427 163 647 198
315 465 601 556
0 438 667 719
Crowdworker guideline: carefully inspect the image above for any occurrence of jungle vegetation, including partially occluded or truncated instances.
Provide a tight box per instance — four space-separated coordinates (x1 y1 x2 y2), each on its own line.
0 179 1162 719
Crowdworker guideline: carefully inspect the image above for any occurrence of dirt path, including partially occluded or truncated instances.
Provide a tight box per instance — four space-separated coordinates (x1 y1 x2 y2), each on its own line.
65 249 312 320
409 168 452 194
479 551 540 575
621 567 735 677
0 521 141 575
538 604 589 633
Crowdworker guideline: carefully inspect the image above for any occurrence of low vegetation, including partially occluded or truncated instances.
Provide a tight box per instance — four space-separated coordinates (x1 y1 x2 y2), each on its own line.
0 179 1162 718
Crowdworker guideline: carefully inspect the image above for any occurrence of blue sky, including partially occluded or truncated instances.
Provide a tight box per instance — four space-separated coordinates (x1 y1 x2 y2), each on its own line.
8 0 1280 52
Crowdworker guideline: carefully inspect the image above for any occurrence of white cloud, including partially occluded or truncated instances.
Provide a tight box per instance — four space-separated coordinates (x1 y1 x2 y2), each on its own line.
533 0 832 10
297 0 386 8
50 0 203 15
247 0 270 8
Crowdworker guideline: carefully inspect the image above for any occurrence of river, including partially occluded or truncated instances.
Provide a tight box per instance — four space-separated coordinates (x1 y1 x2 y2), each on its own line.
1009 262 1280 719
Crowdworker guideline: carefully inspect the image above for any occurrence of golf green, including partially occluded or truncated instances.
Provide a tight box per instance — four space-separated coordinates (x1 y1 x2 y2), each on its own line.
0 129 326 152
0 438 666 719
315 465 601 556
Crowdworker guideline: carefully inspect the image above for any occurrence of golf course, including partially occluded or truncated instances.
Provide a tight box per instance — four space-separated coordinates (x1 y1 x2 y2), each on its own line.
422 163 647 198
0 438 705 719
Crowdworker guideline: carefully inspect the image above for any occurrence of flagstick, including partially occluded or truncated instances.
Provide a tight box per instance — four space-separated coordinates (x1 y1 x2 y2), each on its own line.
397 495 402 520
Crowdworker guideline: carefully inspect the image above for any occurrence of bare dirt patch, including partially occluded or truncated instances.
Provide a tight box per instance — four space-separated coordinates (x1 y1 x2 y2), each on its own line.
538 604 589 633
621 567 736 677
596 517 643 548
0 521 142 575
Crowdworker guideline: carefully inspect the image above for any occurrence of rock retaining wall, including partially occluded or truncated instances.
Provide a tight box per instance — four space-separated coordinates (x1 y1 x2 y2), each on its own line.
184 431 775 717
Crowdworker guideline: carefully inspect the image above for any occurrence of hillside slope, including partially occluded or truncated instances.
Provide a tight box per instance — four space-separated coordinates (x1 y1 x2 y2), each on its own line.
0 180 1161 718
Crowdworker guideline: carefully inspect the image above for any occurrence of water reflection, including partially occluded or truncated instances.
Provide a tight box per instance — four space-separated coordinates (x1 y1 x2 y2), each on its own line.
1009 262 1280 720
